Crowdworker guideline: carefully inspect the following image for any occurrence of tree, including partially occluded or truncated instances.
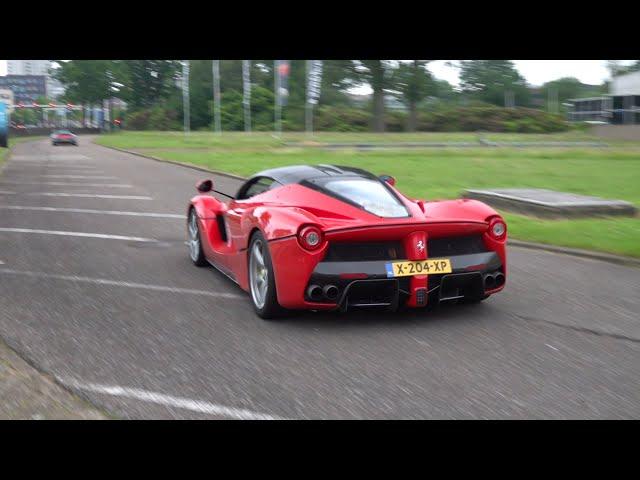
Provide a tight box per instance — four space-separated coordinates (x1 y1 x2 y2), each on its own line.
179 60 280 131
540 77 607 112
352 60 395 131
114 60 181 110
459 60 530 107
392 61 436 131
318 60 355 107
53 60 116 105
188 60 213 130
607 60 640 77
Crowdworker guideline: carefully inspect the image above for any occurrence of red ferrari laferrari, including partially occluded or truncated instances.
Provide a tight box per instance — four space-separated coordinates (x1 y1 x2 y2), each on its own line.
187 165 507 319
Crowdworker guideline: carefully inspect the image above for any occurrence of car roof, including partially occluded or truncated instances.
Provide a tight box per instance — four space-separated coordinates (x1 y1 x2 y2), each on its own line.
251 164 377 185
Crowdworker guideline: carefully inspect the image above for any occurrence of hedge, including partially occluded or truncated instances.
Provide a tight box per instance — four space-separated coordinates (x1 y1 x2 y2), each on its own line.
123 102 570 133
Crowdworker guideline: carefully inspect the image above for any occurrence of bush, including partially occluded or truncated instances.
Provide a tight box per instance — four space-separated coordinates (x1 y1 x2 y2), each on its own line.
125 106 180 131
416 105 569 133
123 96 570 134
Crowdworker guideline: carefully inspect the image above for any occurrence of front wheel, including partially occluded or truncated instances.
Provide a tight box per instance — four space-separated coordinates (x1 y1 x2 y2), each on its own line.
248 232 284 319
187 208 207 266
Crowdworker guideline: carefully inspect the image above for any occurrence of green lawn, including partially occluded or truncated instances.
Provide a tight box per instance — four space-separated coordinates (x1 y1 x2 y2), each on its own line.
96 130 640 147
95 131 640 258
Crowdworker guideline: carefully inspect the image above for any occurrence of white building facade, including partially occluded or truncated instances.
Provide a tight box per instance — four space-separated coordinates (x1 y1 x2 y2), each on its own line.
6 60 65 99
7 60 50 76
568 71 640 125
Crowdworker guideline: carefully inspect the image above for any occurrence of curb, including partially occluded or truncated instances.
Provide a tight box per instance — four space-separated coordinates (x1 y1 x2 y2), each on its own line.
95 141 640 269
508 239 640 268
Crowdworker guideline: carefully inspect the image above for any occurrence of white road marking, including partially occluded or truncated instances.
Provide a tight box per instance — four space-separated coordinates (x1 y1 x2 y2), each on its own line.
57 377 281 420
4 170 104 175
39 175 118 179
0 268 243 298
7 164 98 169
0 205 185 219
10 155 89 161
0 227 156 242
24 192 153 200
545 343 559 351
0 181 132 188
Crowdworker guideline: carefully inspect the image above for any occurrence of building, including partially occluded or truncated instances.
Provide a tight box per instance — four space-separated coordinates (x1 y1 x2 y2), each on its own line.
568 71 640 124
0 89 14 112
6 60 65 99
7 60 50 76
0 75 47 104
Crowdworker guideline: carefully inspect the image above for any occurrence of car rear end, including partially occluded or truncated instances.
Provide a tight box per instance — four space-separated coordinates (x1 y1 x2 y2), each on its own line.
270 218 507 312
52 131 77 145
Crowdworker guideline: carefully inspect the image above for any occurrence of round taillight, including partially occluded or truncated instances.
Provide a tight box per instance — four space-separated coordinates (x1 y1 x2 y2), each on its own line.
298 226 323 251
489 218 507 239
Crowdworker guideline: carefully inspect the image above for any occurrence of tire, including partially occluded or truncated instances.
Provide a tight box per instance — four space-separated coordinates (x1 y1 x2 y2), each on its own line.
248 231 285 319
187 208 207 266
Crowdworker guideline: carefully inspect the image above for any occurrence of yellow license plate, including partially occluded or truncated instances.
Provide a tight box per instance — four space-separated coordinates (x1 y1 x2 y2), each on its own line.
385 259 452 277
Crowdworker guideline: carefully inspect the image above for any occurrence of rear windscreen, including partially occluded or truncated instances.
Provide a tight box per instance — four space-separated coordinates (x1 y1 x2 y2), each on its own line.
313 178 409 218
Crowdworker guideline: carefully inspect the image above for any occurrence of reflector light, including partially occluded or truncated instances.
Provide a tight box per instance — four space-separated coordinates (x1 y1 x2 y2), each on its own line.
339 273 369 279
488 218 507 240
298 226 323 251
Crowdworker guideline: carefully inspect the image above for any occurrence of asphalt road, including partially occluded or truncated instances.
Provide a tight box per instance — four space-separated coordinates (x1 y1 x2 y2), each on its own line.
0 137 638 419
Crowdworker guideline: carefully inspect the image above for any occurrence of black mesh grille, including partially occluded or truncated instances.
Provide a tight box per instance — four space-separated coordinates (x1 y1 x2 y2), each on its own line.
324 242 405 262
428 235 487 257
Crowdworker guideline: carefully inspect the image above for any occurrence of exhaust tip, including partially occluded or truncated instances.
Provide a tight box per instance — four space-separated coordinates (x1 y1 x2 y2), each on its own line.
483 274 496 290
307 285 323 301
323 284 339 301
494 273 505 287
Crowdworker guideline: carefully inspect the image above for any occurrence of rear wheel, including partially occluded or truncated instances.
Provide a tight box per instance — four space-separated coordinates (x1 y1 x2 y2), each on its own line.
188 208 207 266
248 231 284 319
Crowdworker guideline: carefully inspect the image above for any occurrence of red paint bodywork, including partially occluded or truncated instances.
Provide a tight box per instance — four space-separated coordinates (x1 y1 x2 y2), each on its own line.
189 178 507 310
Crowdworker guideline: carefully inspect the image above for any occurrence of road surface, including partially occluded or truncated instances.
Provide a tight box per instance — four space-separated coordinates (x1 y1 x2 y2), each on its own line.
0 137 638 419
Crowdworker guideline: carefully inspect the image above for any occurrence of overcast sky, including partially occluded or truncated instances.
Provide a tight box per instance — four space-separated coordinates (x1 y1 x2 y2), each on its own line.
1 60 635 91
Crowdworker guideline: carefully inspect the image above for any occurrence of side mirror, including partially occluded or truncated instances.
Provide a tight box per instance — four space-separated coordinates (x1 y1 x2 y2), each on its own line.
196 179 213 193
379 174 396 187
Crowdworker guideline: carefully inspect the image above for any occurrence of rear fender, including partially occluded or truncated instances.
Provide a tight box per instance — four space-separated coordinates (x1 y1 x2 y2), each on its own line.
239 206 326 298
241 206 324 248
425 198 499 220
482 214 507 277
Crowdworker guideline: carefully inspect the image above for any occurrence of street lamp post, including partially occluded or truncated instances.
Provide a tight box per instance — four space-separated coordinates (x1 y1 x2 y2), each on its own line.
212 60 221 135
182 60 190 135
242 60 251 133
305 60 312 136
274 60 281 138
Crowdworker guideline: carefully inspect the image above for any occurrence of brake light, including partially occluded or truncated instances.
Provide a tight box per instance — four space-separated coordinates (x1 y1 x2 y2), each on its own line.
298 225 324 251
488 217 507 240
